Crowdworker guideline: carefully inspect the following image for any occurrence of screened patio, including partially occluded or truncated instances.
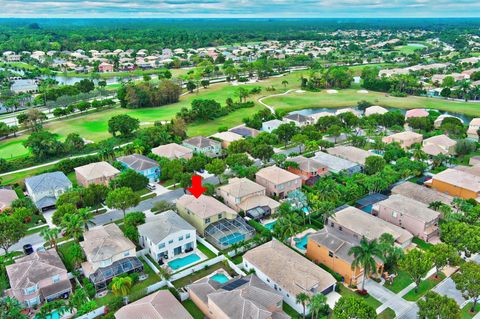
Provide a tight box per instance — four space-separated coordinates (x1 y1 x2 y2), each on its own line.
89 257 144 291
204 217 256 249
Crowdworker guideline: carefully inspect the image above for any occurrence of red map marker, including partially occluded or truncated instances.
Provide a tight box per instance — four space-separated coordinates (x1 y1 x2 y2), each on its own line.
187 175 207 198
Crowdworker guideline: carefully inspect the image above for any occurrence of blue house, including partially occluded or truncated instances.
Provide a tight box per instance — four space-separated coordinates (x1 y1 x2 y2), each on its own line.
117 154 160 182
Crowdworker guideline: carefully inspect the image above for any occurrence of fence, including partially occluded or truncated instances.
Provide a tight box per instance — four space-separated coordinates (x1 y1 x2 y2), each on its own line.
170 255 225 282
197 236 220 255
75 306 106 319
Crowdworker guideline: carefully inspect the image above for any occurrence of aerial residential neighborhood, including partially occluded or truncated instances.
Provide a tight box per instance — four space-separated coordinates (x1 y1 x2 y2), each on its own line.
0 9 480 319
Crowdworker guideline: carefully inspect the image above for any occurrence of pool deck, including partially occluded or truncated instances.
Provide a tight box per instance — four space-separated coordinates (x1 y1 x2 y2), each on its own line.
290 228 316 253
166 249 208 273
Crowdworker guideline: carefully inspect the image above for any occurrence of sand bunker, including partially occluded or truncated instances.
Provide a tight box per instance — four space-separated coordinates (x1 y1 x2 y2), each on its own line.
326 89 338 94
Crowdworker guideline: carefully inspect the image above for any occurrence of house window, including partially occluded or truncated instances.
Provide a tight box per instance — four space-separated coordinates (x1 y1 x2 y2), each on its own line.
159 243 165 249
205 218 211 224
186 234 191 239
168 240 174 244
218 214 222 219
25 285 37 295
330 222 334 227
52 275 60 283
124 251 130 257
328 251 334 257
178 236 183 241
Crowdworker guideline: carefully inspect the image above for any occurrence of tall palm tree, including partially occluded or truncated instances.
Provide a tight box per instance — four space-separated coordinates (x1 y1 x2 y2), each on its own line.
296 292 310 319
348 237 385 291
159 267 172 282
77 208 93 231
309 293 327 319
112 276 133 303
61 214 84 242
41 227 61 251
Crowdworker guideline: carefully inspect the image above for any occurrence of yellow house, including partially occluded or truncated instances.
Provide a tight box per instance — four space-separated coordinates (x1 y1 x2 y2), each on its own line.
426 167 480 200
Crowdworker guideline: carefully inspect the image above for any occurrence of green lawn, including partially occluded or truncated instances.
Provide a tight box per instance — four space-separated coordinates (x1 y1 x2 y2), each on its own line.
57 241 79 272
197 242 217 259
412 237 434 252
25 224 49 236
182 300 205 319
394 45 424 55
0 137 30 160
264 89 480 117
402 273 446 301
378 307 396 319
461 302 480 319
383 270 413 294
338 284 381 310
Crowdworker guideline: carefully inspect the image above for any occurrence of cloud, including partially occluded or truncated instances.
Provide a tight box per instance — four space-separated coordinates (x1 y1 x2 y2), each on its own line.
0 0 480 17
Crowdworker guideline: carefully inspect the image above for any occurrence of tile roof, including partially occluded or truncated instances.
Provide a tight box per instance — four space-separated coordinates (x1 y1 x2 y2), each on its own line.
74 161 120 180
218 177 265 198
313 151 359 173
138 210 194 244
431 168 480 192
151 143 193 159
183 136 221 149
391 181 453 206
0 189 18 210
375 194 440 223
81 224 135 263
326 146 377 166
289 156 327 172
177 195 237 219
256 166 301 185
211 131 244 143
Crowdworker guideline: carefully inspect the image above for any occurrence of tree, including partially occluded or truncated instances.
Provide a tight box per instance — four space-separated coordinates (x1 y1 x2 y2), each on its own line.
348 237 385 291
110 169 149 191
111 276 133 301
52 203 78 226
23 131 64 160
452 262 480 312
378 233 404 271
108 114 140 137
0 216 27 254
309 293 328 319
455 139 477 156
429 243 461 278
399 249 432 293
0 297 28 319
326 124 342 143
41 227 61 251
296 293 310 319
105 187 140 221
251 144 274 162
418 291 461 319
205 159 226 176
364 156 386 175
61 213 84 242
84 183 109 213
64 133 85 152
275 122 298 147
333 296 376 319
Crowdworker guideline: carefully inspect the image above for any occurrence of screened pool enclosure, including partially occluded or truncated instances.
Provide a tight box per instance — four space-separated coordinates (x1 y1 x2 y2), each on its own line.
205 217 256 249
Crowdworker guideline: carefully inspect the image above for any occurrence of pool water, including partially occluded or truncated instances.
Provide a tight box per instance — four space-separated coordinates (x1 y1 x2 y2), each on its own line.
168 253 201 270
294 234 310 250
264 221 277 231
219 232 245 246
360 204 373 214
36 310 60 319
211 273 229 284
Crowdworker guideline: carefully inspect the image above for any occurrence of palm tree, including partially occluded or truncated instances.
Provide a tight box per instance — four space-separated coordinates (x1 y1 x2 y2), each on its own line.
77 208 93 231
61 214 84 242
309 293 327 319
348 237 385 291
428 201 443 211
159 267 172 282
412 149 427 162
281 80 289 89
296 292 310 319
41 227 61 251
112 276 133 303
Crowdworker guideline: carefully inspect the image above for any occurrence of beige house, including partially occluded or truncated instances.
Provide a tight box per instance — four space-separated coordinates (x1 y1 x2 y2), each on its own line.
329 206 413 248
382 131 423 149
372 194 440 242
216 177 280 216
188 275 290 319
255 166 301 198
115 290 193 319
364 105 388 116
151 143 193 160
211 131 244 149
422 134 457 156
243 240 336 314
391 181 453 206
74 161 120 187
81 224 141 290
467 118 480 139
0 189 18 212
6 250 72 307
326 146 378 166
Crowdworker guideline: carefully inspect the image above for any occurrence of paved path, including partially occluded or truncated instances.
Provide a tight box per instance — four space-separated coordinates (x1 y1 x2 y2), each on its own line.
1 232 44 255
364 279 419 319
257 89 296 114
433 277 466 306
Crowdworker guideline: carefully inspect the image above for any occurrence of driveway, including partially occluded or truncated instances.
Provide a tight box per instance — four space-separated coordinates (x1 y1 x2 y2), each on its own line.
433 277 466 306
1 232 45 255
364 279 419 319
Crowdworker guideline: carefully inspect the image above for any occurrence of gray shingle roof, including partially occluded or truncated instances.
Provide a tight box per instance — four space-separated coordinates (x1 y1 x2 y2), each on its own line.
25 172 72 195
138 210 194 244
117 154 158 171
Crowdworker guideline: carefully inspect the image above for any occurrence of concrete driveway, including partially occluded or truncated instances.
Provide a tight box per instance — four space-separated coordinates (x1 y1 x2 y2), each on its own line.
433 277 466 306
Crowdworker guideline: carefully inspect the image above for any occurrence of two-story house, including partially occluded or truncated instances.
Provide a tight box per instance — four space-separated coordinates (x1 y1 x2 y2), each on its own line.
287 156 328 185
182 136 222 158
74 161 120 187
217 177 280 220
255 166 301 199
25 172 72 211
6 250 72 307
81 224 143 291
422 134 457 156
382 131 423 149
138 210 196 264
372 194 441 242
117 154 160 182
151 143 193 160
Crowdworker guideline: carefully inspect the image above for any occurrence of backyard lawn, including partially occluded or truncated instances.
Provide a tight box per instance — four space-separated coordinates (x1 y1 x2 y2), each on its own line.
172 261 236 288
337 284 381 310
412 237 434 252
461 302 480 319
182 299 204 319
383 270 413 293
402 273 446 301
377 308 396 319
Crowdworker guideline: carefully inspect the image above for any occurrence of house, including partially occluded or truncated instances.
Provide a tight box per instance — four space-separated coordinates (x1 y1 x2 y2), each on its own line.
182 136 222 157
176 195 255 248
467 118 480 139
434 114 463 129
327 206 413 248
81 224 143 291
25 172 72 211
115 290 193 319
6 250 72 307
426 167 480 200
151 143 193 160
255 166 302 199
382 131 423 149
326 146 378 166
287 155 328 185
391 181 453 207
372 194 440 242
309 111 333 123
306 227 383 286
216 177 280 219
312 151 362 175
229 126 260 137
422 134 457 156
211 131 244 149
188 275 290 319
0 188 18 212
261 119 285 133
117 154 160 182
98 62 114 72
74 161 120 187
138 210 196 264
243 240 337 314
405 109 429 119
364 105 388 116
11 79 38 93
282 113 312 127
335 108 361 117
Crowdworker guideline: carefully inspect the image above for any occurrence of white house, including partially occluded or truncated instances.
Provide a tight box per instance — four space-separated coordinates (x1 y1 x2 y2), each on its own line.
261 119 285 133
138 210 196 264
24 172 72 211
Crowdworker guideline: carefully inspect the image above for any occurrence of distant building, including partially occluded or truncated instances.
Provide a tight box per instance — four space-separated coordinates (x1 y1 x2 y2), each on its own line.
74 161 120 187
211 131 244 149
467 118 480 139
255 165 302 198
282 113 313 127
405 109 429 119
422 134 457 156
0 189 18 212
287 155 328 185
261 119 285 133
11 79 38 94
312 151 362 175
182 136 222 158
117 154 160 182
98 62 114 72
364 105 388 116
326 146 378 166
25 172 72 211
229 126 259 137
391 181 453 207
151 143 193 160
426 167 480 200
382 131 423 149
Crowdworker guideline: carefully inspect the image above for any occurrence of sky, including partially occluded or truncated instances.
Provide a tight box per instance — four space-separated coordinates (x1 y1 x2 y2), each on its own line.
1 0 480 18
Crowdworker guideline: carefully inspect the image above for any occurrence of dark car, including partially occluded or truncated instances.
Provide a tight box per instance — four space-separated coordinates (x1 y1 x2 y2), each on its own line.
23 244 34 255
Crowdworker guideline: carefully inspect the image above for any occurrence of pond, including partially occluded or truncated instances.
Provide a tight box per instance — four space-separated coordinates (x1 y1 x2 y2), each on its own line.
407 43 427 48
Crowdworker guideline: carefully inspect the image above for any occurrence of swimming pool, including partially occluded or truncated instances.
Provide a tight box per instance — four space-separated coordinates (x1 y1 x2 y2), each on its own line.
211 273 229 284
219 232 245 246
35 310 60 319
264 221 277 231
360 204 373 214
294 234 310 250
168 253 201 270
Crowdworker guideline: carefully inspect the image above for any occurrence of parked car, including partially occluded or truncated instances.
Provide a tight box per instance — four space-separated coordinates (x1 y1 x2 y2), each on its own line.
23 244 34 255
